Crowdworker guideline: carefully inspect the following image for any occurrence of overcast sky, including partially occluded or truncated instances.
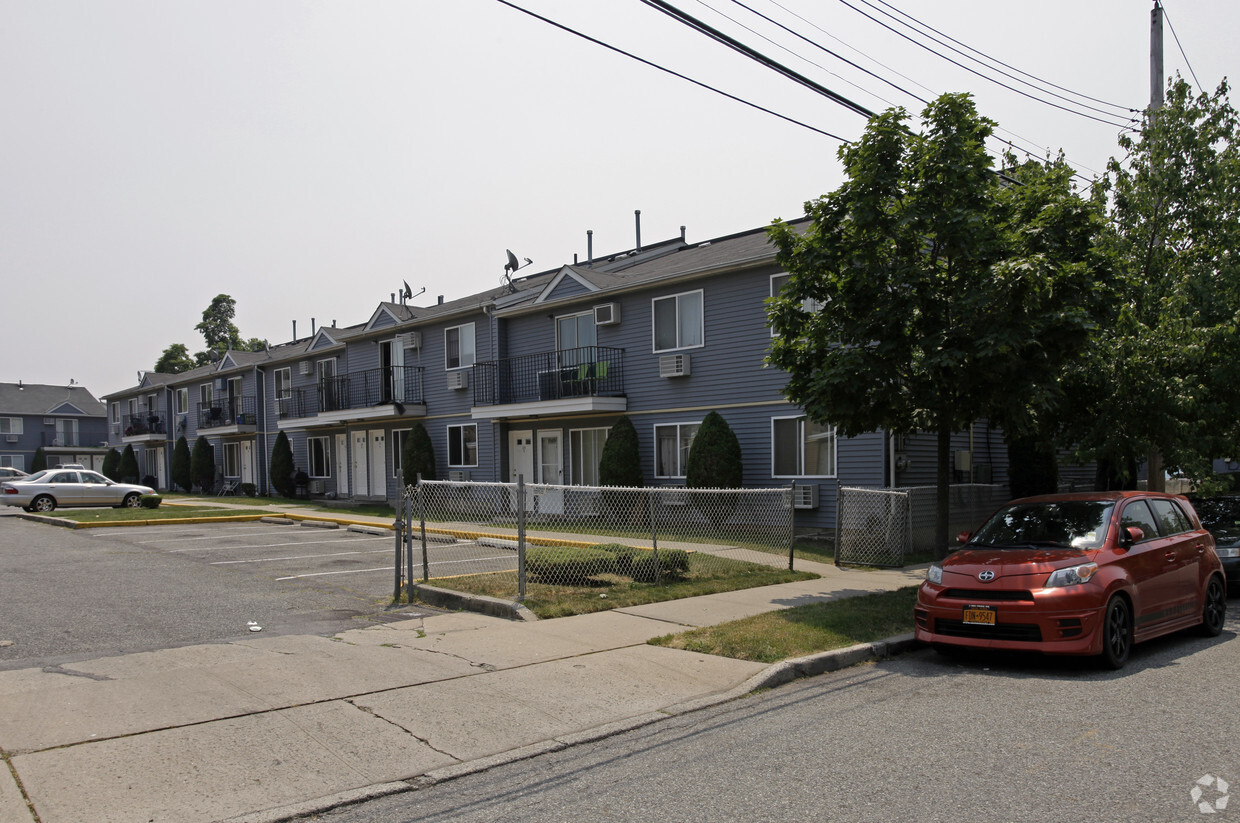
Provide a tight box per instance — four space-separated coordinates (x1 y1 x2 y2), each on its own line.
2 0 1234 398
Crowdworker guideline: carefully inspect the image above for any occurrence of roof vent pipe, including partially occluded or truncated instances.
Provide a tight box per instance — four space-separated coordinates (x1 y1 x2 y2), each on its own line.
680 225 686 242
292 320 297 340
587 229 593 267
635 210 642 252
438 295 444 305
311 318 316 336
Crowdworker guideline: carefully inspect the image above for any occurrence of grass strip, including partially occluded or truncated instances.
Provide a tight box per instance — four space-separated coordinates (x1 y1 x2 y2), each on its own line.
648 586 918 663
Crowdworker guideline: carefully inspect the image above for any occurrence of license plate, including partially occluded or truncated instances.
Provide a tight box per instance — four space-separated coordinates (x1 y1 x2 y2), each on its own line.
962 605 996 626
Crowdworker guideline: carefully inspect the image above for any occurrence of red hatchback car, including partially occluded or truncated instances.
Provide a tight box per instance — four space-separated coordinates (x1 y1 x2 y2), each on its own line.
915 491 1227 668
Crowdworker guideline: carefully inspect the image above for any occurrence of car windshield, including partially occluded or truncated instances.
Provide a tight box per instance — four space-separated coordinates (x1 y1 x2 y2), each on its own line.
969 500 1115 549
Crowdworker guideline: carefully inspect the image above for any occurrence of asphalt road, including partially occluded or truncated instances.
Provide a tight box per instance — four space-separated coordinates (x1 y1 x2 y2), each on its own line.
0 513 436 671
314 610 1239 823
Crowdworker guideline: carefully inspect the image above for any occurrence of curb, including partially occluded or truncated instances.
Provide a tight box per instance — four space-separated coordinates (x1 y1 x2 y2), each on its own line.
235 632 920 823
408 583 539 621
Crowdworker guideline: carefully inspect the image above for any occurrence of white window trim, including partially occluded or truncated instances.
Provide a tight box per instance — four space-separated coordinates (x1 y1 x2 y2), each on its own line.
0 417 23 435
175 388 189 415
556 311 596 352
223 442 242 479
651 289 705 353
653 421 700 479
770 415 837 479
568 427 609 486
274 367 291 396
447 423 478 468
308 436 331 479
445 323 476 370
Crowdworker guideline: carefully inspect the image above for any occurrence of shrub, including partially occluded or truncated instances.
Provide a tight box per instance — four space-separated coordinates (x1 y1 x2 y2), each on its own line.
402 422 437 486
139 494 162 509
596 544 690 583
599 416 642 487
118 444 140 484
685 411 742 489
525 545 618 585
191 436 215 493
171 436 192 492
270 431 295 498
240 482 257 497
101 448 121 481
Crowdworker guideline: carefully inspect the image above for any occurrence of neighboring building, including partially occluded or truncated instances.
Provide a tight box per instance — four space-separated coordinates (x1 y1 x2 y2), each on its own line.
0 381 109 472
101 221 1015 528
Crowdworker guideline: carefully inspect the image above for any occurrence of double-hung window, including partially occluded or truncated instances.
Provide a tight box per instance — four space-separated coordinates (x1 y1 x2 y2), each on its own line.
652 290 703 352
769 274 825 336
654 422 699 478
446 324 476 370
308 436 330 478
447 424 478 467
772 416 836 477
175 388 189 416
569 427 608 485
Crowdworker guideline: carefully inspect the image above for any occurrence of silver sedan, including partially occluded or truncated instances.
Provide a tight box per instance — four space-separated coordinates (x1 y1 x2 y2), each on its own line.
0 469 156 513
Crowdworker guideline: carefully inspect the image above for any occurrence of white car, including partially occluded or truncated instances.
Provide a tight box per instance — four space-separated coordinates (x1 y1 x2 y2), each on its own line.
0 469 155 513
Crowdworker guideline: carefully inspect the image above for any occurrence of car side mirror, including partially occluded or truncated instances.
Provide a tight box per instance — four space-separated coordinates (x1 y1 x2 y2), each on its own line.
1121 526 1144 546
955 531 972 545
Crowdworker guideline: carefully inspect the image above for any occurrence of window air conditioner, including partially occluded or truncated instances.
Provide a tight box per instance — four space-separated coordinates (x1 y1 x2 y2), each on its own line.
397 331 421 349
51 438 64 447
4 435 17 443
308 480 324 494
593 302 621 326
792 484 819 509
447 371 468 390
658 353 691 378
448 470 469 482
299 361 312 375
43 417 55 425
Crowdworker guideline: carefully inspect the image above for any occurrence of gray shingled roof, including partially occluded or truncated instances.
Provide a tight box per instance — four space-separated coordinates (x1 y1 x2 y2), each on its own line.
0 382 106 416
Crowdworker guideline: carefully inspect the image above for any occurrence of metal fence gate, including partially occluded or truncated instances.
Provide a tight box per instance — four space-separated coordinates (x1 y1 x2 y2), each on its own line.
393 478 796 603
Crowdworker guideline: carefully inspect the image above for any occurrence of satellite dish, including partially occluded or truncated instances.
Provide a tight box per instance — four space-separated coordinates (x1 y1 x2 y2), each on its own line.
505 249 519 275
208 350 220 363
402 280 413 301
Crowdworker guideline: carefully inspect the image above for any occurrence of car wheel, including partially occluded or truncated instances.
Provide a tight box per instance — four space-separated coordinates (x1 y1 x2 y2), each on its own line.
31 495 56 514
1199 576 1227 637
1100 595 1131 670
122 493 142 508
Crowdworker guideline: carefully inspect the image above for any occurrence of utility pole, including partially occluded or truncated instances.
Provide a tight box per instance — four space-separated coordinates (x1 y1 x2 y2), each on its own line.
1146 0 1166 492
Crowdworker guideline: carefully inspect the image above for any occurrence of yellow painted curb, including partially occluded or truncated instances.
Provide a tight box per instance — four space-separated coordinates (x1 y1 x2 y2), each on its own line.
72 514 268 529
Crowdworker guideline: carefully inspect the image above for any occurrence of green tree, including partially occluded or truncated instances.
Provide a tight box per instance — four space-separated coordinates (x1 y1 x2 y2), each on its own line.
118 444 140 483
171 435 192 492
598 416 642 487
31 447 47 474
769 93 1110 556
153 343 195 374
1066 77 1240 489
270 430 295 498
101 447 120 481
191 436 215 493
685 411 743 489
190 295 267 366
402 422 437 486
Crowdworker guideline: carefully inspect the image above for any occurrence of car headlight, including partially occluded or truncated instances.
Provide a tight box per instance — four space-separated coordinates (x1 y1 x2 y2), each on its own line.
1215 546 1239 558
1045 562 1098 588
926 563 943 585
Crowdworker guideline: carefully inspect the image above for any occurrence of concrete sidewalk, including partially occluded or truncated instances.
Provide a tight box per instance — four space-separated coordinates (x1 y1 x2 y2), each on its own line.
0 508 925 823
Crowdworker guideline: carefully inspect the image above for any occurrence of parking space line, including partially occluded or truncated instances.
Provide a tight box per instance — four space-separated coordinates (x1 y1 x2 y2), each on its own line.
275 567 393 581
169 536 387 554
211 549 390 565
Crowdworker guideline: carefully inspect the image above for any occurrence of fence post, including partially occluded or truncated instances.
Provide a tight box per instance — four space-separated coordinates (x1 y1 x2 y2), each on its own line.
404 490 414 597
418 474 429 583
517 474 527 601
788 483 796 571
648 488 660 583
393 505 404 601
834 485 843 568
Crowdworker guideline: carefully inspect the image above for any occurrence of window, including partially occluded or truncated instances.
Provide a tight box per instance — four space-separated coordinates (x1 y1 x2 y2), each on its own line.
110 402 119 424
569 428 608 485
1149 498 1191 536
200 384 213 408
448 424 478 467
652 290 703 352
55 419 79 446
223 443 241 478
1120 500 1161 541
770 274 825 336
654 422 699 478
0 417 22 435
772 416 836 477
308 436 330 478
392 429 409 478
145 450 160 479
274 368 291 400
445 324 476 369
175 388 189 415
557 312 597 353
1 456 25 470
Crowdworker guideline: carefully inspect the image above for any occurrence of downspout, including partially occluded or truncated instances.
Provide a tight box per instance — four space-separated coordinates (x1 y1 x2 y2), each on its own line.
256 365 266 495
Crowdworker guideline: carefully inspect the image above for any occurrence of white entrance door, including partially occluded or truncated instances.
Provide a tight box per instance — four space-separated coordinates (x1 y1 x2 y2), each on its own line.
537 431 564 514
240 441 254 485
334 433 349 496
508 429 534 512
368 429 387 499
353 430 370 496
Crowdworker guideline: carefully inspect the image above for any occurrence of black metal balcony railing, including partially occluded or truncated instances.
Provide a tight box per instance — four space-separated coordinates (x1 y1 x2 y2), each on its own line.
198 396 258 430
278 365 424 419
42 432 83 447
473 346 625 406
123 412 167 437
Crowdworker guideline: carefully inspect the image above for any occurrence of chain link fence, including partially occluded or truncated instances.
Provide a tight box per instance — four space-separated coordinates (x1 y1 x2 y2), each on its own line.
394 478 796 604
836 483 1010 567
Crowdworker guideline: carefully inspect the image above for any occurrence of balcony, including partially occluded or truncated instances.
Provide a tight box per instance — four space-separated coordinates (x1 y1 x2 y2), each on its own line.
198 397 258 434
278 365 426 427
472 346 627 419
122 411 168 443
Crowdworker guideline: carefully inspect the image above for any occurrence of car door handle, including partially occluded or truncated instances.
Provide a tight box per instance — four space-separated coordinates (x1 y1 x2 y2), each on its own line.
1164 551 1177 561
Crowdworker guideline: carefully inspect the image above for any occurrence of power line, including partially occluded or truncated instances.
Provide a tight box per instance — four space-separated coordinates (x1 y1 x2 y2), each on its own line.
867 0 1137 115
491 0 852 143
835 0 1135 130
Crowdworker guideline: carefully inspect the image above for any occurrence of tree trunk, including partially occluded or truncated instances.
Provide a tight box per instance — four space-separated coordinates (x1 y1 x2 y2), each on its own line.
935 428 951 559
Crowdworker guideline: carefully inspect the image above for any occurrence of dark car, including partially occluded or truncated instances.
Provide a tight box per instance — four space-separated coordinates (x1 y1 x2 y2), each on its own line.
915 491 1227 669
1188 495 1240 596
